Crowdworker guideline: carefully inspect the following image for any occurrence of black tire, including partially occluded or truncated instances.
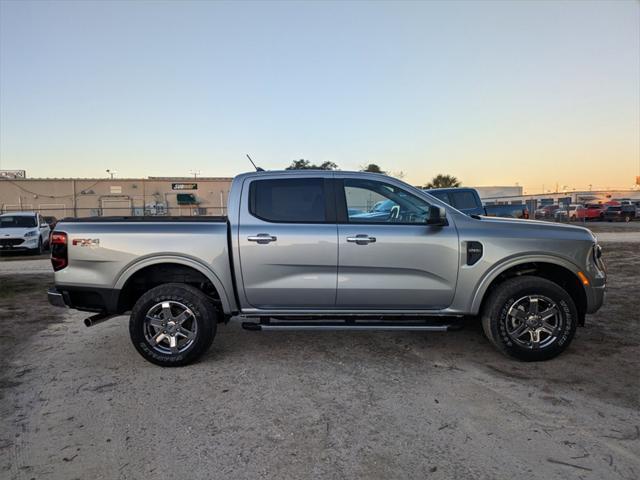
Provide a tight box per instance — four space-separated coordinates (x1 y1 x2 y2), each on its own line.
481 276 577 361
129 283 216 367
33 237 43 255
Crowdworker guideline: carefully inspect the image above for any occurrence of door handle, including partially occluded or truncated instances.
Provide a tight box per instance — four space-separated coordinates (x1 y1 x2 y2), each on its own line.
247 233 277 244
346 234 376 245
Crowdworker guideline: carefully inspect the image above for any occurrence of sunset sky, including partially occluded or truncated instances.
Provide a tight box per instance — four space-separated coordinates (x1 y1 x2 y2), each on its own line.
0 0 638 193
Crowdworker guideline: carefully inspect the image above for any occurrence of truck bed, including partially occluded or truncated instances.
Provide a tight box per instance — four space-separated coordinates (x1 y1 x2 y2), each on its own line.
53 217 235 314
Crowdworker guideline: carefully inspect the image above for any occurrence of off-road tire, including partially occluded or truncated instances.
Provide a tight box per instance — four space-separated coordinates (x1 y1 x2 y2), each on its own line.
481 276 577 361
129 283 216 367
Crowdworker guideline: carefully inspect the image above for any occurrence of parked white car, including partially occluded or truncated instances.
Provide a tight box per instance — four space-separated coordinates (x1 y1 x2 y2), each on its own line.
0 212 51 254
554 204 580 221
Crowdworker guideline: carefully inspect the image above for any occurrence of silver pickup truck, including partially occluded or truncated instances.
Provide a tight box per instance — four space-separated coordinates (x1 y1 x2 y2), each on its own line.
48 171 606 366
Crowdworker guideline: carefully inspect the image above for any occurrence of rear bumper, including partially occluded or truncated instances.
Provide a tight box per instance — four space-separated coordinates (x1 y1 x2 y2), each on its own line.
48 285 121 313
48 287 68 308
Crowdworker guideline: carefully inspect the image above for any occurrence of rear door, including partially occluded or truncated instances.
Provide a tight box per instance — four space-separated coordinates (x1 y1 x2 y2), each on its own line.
238 175 338 309
336 176 459 309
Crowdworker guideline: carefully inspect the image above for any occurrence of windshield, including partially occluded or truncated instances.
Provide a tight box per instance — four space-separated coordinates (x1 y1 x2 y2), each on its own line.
0 216 37 228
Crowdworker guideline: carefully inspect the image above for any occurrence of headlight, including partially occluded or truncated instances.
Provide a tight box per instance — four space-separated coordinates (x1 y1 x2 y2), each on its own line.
24 230 38 238
592 244 605 272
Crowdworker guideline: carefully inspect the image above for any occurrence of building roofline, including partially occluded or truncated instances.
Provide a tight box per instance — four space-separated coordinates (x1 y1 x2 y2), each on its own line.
482 189 640 200
0 177 234 181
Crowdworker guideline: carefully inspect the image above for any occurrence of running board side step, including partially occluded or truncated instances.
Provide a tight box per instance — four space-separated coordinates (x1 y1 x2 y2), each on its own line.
241 321 461 332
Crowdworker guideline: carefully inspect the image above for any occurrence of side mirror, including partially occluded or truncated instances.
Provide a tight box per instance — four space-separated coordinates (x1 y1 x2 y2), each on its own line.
426 206 447 226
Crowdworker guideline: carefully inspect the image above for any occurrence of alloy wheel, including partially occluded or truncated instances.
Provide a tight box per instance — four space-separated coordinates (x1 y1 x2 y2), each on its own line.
143 301 198 355
505 295 563 350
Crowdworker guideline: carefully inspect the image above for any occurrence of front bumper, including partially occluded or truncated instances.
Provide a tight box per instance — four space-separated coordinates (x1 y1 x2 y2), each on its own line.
0 238 38 250
585 283 606 314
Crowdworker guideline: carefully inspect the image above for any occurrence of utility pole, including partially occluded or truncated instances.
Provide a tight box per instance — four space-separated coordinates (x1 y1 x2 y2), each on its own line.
72 179 77 217
190 170 200 180
106 169 116 179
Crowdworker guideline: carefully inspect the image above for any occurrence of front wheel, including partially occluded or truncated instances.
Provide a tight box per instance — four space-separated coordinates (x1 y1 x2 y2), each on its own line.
481 276 577 361
129 283 217 366
33 237 43 255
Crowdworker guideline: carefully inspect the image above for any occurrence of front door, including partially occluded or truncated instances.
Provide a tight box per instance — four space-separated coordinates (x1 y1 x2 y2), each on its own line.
238 176 338 309
336 177 459 309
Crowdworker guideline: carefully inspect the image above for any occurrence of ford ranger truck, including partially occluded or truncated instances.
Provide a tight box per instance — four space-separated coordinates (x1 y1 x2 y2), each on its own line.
47 171 606 366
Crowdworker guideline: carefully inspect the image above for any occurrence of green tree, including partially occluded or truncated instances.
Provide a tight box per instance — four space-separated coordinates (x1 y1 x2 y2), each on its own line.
360 163 386 174
286 159 312 170
424 174 461 189
318 161 338 170
285 159 338 170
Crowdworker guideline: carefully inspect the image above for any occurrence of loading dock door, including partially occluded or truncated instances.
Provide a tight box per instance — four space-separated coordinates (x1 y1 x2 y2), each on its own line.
101 198 132 216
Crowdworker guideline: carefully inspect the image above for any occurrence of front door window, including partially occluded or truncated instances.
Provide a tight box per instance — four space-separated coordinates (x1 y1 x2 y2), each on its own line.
344 179 432 224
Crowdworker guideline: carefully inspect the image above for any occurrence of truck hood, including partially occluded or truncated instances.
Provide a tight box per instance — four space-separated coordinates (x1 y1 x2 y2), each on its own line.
477 216 596 242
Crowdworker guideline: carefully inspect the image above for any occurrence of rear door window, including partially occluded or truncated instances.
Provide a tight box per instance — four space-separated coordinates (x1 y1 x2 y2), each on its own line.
249 178 327 223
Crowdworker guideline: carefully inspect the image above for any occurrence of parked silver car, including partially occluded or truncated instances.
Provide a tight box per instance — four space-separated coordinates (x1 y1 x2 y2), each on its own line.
48 171 606 366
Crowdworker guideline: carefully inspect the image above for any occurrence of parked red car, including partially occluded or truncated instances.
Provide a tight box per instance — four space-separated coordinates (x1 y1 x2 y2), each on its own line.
574 204 605 221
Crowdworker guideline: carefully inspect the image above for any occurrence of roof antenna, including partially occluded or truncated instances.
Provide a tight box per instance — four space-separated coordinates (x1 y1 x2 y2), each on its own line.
246 154 264 172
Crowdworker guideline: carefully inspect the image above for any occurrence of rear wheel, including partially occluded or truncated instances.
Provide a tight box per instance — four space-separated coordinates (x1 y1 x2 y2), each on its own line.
482 276 577 361
129 283 216 366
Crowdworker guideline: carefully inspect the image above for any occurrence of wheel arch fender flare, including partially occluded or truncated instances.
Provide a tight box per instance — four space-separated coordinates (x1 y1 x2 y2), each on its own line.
113 254 233 314
469 254 583 315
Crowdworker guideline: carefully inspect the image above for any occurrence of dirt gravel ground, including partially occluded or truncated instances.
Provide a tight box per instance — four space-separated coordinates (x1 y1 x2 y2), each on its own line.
0 239 639 479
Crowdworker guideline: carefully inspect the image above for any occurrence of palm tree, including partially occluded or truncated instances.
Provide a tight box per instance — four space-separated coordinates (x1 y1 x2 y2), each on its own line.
424 174 461 189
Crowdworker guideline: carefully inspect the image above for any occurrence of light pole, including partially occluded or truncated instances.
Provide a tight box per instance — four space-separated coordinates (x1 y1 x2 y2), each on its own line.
106 169 116 179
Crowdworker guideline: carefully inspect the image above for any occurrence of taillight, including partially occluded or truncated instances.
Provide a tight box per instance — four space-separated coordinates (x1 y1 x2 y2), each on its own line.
51 232 68 271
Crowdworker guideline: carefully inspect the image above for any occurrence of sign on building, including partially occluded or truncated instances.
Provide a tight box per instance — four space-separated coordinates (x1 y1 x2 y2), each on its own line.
172 183 198 190
0 170 26 179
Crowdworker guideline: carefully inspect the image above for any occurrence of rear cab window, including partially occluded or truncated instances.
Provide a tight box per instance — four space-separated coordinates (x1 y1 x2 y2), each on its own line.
428 191 451 205
450 191 480 210
249 178 331 223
